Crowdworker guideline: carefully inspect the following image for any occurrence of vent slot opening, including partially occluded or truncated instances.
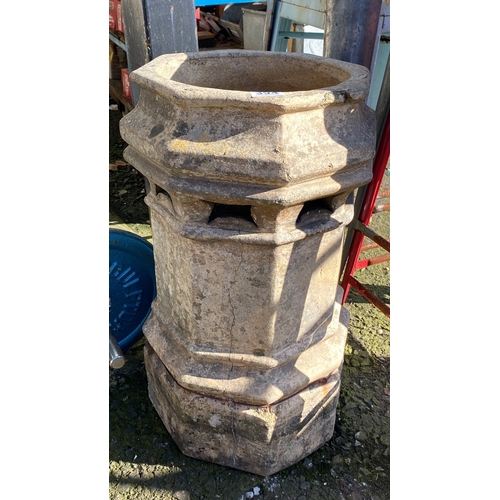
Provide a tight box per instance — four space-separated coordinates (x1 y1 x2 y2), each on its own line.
208 204 256 225
296 197 333 227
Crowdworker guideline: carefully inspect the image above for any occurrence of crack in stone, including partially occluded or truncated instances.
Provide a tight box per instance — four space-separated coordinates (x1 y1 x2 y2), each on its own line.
226 240 244 466
226 240 244 374
230 403 237 467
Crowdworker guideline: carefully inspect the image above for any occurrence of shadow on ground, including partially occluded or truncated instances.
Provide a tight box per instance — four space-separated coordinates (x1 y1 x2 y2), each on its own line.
109 329 389 500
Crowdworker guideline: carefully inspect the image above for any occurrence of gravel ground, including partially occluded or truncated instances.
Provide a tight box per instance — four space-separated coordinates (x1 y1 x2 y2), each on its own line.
109 109 390 500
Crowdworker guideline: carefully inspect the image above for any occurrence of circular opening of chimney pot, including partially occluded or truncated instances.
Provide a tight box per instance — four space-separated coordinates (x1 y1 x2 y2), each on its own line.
168 53 351 93
131 51 371 110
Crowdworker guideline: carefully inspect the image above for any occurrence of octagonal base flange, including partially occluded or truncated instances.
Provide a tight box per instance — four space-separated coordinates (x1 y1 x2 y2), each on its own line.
144 327 346 476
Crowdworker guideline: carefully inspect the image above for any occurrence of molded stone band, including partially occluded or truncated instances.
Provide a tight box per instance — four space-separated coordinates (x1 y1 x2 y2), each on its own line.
150 286 345 371
123 145 373 204
121 99 375 187
130 50 371 112
144 191 354 245
145 340 342 476
143 304 349 406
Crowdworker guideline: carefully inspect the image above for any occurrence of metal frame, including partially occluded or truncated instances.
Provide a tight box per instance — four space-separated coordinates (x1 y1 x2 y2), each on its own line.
269 0 327 52
340 112 390 317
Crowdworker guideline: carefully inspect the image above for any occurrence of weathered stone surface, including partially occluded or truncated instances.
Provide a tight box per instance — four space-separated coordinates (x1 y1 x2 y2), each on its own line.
144 294 349 405
120 51 375 196
144 338 346 476
120 50 376 475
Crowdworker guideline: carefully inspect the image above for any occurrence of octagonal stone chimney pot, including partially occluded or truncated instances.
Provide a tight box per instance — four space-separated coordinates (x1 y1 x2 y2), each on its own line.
120 50 376 476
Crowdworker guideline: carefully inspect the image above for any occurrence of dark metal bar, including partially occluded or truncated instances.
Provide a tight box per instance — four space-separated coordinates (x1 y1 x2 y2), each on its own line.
353 220 390 253
269 0 283 51
375 54 390 140
109 333 126 369
341 228 365 304
279 31 324 39
345 276 390 317
324 0 383 68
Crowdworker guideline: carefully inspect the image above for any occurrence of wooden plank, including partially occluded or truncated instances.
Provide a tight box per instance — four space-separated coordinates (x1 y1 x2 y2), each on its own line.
109 80 134 114
197 30 215 40
215 5 227 18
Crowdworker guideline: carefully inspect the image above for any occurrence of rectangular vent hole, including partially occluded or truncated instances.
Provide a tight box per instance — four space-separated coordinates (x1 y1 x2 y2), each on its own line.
296 197 333 226
156 186 173 203
208 204 256 225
